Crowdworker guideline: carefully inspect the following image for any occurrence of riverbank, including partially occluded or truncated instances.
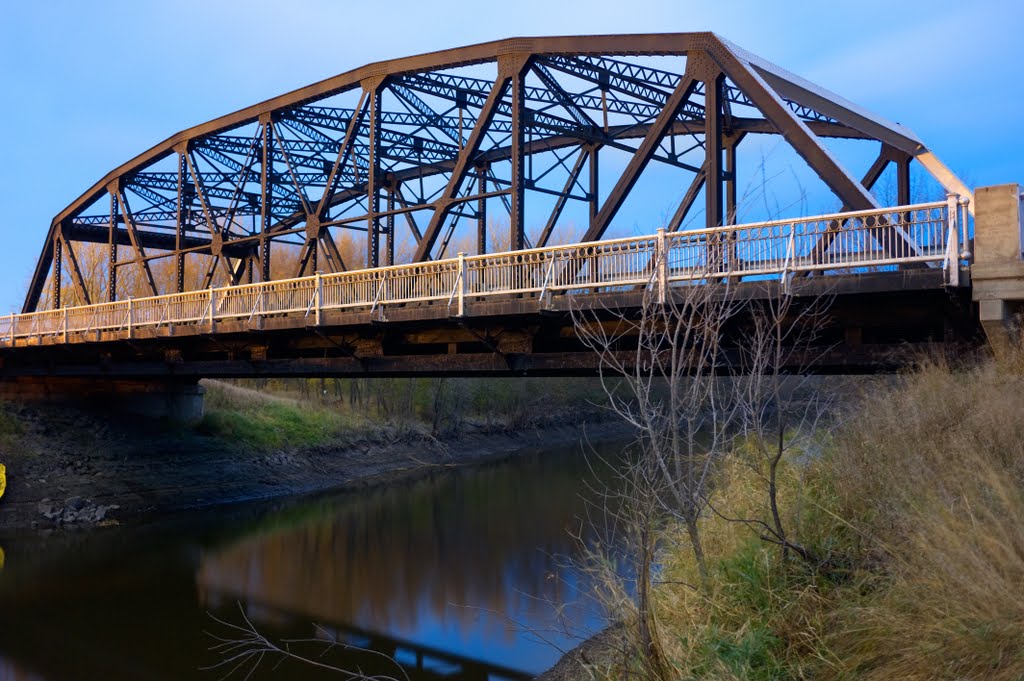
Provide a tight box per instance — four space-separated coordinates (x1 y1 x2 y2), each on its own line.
0 379 625 533
540 353 1024 680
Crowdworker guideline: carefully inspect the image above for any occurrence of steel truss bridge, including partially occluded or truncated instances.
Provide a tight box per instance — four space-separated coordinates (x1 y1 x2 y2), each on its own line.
2 34 984 380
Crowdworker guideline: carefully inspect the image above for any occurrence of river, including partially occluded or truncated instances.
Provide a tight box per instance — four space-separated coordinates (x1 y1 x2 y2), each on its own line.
0 438 626 680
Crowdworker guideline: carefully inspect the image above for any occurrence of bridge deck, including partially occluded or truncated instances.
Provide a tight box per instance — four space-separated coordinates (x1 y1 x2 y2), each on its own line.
0 202 976 378
2 202 963 347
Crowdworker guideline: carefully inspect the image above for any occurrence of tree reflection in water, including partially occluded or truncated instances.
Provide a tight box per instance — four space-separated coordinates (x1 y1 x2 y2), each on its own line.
198 446 622 675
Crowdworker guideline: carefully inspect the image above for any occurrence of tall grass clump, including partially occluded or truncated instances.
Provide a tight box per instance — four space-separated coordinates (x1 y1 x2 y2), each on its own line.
822 353 1024 679
637 452 846 681
586 351 1024 680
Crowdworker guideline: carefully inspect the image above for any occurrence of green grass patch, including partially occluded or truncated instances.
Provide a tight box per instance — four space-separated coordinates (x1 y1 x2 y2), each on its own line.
196 380 352 450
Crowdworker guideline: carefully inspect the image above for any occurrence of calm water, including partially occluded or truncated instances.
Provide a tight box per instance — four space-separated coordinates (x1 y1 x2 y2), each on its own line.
0 439 624 680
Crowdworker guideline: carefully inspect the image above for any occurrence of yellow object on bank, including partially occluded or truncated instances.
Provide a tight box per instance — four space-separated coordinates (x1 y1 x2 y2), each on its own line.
0 463 6 500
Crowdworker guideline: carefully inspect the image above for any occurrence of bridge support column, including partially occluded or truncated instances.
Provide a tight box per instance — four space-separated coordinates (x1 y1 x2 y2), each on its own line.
971 183 1024 352
0 378 205 423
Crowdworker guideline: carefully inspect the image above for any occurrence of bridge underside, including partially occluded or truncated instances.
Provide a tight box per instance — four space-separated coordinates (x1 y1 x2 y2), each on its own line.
0 271 977 379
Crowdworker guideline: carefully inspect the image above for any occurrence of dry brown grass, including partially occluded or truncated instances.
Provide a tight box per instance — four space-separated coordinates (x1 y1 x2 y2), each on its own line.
822 353 1024 680
596 351 1024 680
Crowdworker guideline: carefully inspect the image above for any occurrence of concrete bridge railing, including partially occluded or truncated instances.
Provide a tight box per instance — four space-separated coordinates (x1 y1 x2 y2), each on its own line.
1 199 967 347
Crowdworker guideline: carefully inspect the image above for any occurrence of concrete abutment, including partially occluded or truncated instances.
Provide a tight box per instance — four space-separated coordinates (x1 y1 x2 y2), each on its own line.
0 378 205 423
971 183 1024 351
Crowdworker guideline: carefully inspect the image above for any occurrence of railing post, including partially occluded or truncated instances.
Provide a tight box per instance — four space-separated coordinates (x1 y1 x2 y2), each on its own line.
656 228 668 304
782 225 796 295
539 251 556 309
457 252 467 317
314 271 323 326
209 287 216 332
127 297 133 339
959 196 972 261
946 193 960 287
62 306 68 344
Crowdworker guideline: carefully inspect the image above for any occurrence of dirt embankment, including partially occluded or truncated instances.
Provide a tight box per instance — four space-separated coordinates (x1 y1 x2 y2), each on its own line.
0 401 628 533
535 625 624 681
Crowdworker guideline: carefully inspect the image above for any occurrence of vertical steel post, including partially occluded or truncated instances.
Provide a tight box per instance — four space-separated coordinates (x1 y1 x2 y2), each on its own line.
386 187 396 267
725 135 739 274
704 72 724 229
725 138 738 225
260 117 273 282
895 152 912 263
705 72 725 273
52 234 62 310
108 191 118 302
896 155 912 206
510 67 526 251
127 297 133 338
175 152 187 292
588 144 599 230
367 82 382 268
62 305 68 343
477 168 487 254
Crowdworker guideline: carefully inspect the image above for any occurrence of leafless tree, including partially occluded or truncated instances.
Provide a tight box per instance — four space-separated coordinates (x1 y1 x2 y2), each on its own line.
727 278 835 565
569 241 743 677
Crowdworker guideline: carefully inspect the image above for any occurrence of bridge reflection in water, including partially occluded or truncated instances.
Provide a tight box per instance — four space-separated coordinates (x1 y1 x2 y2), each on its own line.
204 598 533 681
196 448 618 679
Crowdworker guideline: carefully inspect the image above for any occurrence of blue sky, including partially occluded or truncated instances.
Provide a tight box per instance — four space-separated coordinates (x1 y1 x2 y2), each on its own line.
0 0 1021 312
